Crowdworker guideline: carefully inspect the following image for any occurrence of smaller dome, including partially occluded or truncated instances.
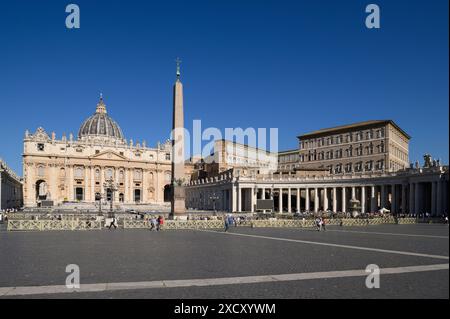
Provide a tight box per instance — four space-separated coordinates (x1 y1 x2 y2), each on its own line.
78 96 125 142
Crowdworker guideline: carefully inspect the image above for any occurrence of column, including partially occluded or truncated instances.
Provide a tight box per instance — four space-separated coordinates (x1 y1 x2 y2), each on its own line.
305 188 310 211
332 187 337 213
129 168 134 202
391 184 396 214
287 188 292 213
251 187 256 213
437 181 442 216
314 187 319 213
414 182 420 214
231 185 237 212
50 164 58 202
100 167 105 197
361 186 366 214
380 185 386 209
351 186 355 199
114 168 120 204
341 187 346 213
84 166 89 202
370 186 377 213
279 188 283 212
431 181 437 216
68 165 74 201
323 187 328 211
124 168 128 203
262 188 266 199
237 185 242 212
90 166 95 202
296 188 300 213
409 182 415 215
401 184 407 214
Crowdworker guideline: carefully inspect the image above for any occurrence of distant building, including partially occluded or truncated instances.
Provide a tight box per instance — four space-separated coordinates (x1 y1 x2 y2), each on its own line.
0 159 23 210
187 121 448 216
296 120 410 175
194 139 278 178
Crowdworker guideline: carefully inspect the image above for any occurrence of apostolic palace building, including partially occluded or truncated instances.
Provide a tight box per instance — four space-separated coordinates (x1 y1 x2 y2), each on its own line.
19 71 449 217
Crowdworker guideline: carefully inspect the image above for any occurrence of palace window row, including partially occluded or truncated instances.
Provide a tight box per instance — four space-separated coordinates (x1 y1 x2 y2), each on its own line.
329 160 384 174
300 128 385 150
300 142 384 162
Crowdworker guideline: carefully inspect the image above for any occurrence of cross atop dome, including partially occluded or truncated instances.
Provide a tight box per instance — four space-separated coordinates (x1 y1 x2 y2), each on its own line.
96 93 107 114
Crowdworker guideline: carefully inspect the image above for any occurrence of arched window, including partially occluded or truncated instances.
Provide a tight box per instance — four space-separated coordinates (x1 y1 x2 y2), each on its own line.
105 168 113 180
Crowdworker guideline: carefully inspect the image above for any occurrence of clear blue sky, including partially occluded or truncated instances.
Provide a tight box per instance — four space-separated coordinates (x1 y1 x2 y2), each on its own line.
0 0 448 175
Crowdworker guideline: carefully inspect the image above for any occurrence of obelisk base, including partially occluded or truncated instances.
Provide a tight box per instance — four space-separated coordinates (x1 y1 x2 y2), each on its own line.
170 185 186 219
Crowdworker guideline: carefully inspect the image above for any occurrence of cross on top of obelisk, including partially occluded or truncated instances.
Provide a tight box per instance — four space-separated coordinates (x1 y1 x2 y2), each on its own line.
175 57 182 80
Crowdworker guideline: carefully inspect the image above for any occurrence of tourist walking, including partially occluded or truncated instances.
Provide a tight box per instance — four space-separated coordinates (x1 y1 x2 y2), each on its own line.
149 217 157 231
315 217 322 231
157 215 164 231
321 217 327 231
108 217 117 230
224 215 230 232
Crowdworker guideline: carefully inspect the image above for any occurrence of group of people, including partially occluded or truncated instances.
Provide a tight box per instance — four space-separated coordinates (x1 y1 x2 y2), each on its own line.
148 215 165 231
315 217 327 231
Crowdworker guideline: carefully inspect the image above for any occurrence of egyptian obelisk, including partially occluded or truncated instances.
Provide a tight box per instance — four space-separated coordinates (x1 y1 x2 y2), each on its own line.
170 58 186 218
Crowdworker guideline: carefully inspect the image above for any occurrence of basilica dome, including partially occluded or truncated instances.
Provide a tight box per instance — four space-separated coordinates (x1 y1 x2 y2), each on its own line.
78 95 125 142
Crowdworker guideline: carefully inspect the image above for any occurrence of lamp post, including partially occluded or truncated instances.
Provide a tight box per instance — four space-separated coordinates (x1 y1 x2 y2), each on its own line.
209 192 220 216
103 178 119 218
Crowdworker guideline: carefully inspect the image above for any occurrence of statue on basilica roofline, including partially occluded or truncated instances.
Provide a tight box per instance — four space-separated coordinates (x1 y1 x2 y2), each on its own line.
423 154 432 168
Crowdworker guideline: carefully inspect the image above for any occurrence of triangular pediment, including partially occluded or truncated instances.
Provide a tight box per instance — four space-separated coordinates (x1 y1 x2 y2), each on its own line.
91 150 126 160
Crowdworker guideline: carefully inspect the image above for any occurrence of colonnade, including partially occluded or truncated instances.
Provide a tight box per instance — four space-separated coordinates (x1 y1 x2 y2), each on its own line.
187 176 449 216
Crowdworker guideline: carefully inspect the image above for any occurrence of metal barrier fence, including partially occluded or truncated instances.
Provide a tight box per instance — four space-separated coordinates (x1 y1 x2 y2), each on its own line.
7 217 416 231
7 220 102 231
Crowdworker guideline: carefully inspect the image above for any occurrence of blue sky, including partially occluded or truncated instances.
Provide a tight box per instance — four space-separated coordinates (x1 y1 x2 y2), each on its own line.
0 0 448 175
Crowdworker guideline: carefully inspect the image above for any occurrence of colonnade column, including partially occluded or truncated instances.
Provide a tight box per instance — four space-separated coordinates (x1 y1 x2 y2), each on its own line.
436 181 442 216
380 185 386 209
391 184 396 213
314 188 319 213
361 186 366 214
251 187 256 213
332 187 337 213
414 182 420 214
279 188 283 212
401 184 407 214
409 182 415 214
287 188 292 213
305 188 310 212
296 188 300 213
370 185 377 212
237 185 242 212
431 181 437 216
231 185 237 212
341 187 346 213
323 188 328 211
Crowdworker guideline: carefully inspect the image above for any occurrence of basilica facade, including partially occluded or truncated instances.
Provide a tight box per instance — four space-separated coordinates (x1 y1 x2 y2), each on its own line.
22 96 188 208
